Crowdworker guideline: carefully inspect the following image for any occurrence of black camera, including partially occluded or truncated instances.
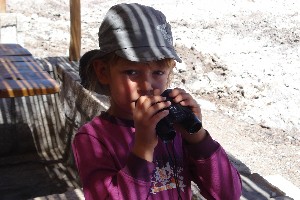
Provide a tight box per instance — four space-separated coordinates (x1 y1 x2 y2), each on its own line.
156 89 202 142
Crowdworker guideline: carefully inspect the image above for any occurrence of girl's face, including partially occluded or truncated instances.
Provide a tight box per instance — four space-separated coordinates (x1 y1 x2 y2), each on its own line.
106 58 173 120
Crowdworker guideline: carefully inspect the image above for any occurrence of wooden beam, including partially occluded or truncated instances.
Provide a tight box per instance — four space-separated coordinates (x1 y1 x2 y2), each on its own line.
69 0 81 61
0 0 6 13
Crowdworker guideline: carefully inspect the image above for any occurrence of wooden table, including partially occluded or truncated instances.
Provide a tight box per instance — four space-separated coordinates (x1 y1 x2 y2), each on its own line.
0 44 60 98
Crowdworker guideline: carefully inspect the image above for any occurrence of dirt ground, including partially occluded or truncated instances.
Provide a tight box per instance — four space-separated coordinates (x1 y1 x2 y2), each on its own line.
6 0 300 191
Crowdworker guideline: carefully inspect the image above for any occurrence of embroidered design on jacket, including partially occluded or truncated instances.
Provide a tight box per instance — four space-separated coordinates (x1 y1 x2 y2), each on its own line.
150 161 185 194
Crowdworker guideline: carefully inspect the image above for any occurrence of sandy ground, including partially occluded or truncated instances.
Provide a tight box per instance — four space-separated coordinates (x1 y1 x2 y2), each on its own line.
6 0 300 190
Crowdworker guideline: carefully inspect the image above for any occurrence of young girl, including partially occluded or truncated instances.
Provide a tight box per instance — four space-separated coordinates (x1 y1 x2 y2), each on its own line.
72 3 242 200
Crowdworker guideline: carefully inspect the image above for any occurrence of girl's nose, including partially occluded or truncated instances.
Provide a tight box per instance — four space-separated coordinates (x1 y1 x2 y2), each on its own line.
138 74 154 96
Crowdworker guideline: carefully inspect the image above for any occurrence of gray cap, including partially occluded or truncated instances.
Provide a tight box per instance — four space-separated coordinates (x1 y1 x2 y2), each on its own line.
96 3 182 63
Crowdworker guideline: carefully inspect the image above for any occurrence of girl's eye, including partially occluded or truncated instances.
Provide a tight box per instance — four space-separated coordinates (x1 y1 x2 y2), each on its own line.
124 70 138 75
153 70 165 75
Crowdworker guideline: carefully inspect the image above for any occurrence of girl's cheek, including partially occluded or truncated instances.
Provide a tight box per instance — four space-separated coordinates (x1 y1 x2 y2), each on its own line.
129 88 140 100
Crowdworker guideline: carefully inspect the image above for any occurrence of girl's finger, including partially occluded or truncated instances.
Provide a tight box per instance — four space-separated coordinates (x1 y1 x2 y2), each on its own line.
151 109 169 124
135 95 170 121
153 88 162 96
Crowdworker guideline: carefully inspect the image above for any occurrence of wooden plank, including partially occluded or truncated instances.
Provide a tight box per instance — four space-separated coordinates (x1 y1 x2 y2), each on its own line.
69 0 81 61
0 61 44 74
0 71 52 80
0 48 32 56
0 55 35 62
0 44 32 56
0 0 6 13
0 72 60 98
0 43 23 49
0 79 60 97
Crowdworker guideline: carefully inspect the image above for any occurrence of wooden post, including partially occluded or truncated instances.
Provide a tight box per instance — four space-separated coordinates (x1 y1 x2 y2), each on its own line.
0 0 6 13
69 0 81 61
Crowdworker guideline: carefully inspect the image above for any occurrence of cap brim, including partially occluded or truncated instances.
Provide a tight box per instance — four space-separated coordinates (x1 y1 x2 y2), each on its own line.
115 46 182 63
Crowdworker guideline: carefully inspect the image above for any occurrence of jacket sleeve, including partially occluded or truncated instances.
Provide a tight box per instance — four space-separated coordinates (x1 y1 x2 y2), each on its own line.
184 132 242 200
72 133 155 200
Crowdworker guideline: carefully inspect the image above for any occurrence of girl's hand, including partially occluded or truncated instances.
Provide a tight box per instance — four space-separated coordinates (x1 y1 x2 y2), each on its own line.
132 89 171 162
169 88 207 144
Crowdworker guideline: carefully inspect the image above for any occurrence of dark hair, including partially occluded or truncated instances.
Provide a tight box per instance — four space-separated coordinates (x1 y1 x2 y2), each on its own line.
82 52 120 96
79 49 100 88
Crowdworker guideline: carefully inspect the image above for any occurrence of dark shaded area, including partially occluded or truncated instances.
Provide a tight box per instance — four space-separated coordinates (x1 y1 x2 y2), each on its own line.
0 89 80 199
0 159 76 200
0 124 37 157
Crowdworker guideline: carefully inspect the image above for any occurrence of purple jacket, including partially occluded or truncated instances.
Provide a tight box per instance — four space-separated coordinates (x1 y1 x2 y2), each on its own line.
72 112 242 199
